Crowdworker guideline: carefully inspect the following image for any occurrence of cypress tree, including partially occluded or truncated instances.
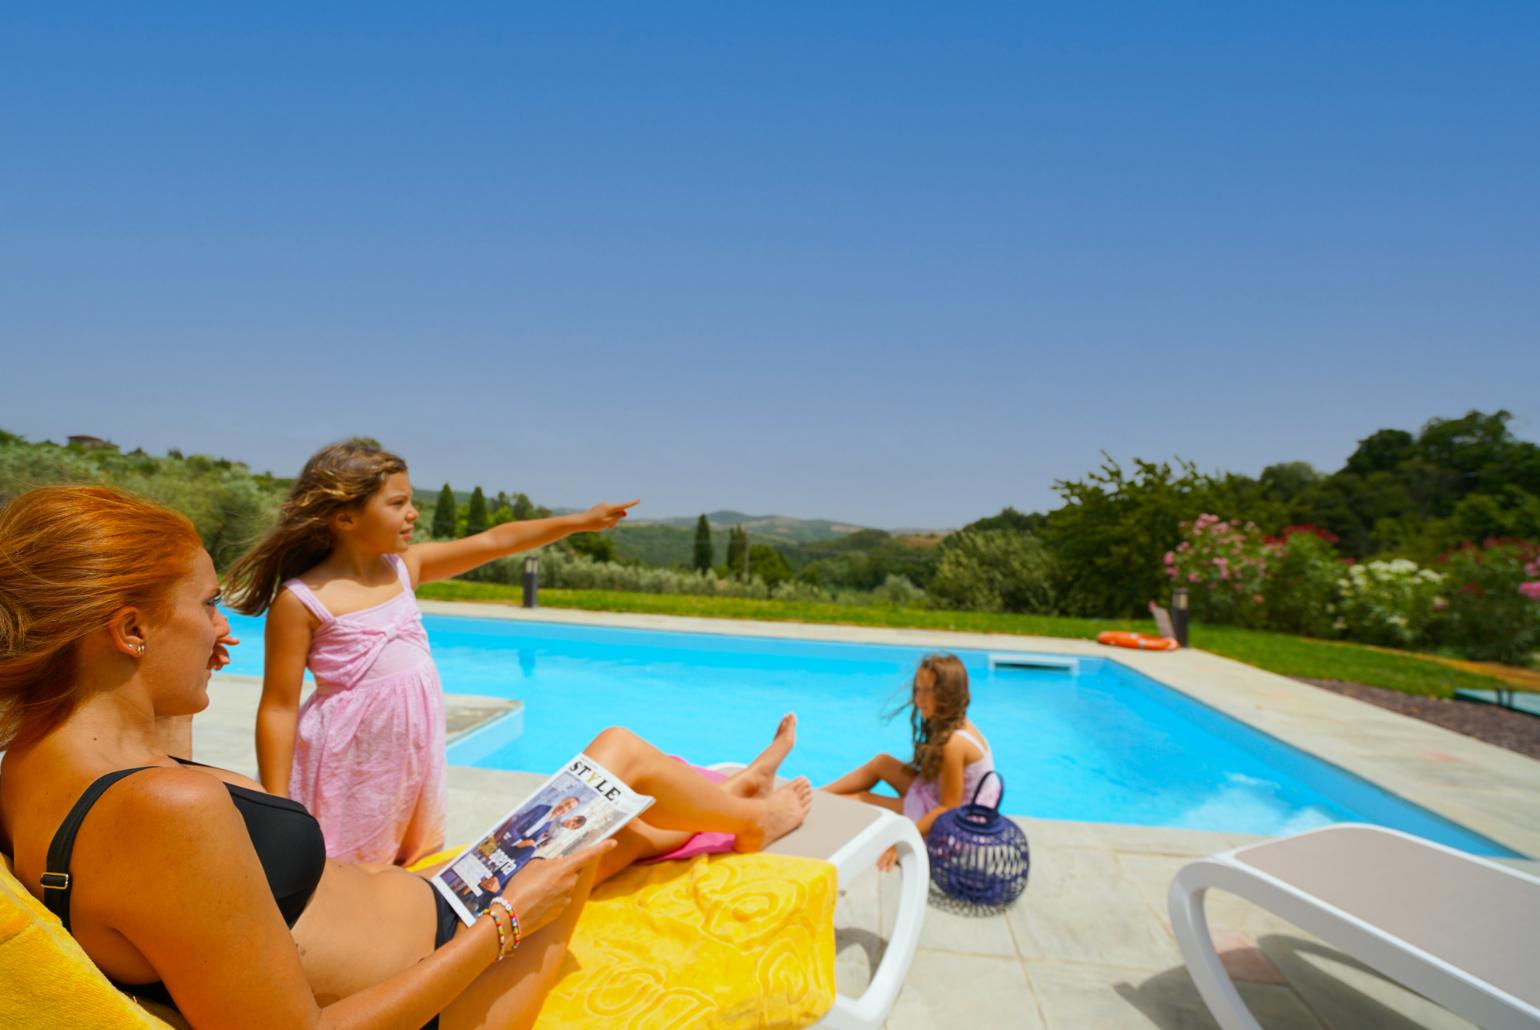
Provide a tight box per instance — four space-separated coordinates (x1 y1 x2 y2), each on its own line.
432 484 457 539
465 486 489 537
726 524 747 577
693 514 714 572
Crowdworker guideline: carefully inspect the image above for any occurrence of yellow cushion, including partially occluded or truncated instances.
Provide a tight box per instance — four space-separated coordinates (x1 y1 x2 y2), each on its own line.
0 853 178 1029
535 853 837 1030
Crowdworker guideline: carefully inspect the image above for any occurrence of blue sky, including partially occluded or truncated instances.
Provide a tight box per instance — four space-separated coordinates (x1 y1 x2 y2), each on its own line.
2 3 1537 528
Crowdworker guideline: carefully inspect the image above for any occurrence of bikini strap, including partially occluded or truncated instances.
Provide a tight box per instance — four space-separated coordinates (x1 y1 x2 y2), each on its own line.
43 768 154 932
281 579 334 623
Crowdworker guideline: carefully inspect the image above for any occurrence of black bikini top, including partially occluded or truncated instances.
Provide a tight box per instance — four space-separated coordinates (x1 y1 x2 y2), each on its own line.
40 758 327 1003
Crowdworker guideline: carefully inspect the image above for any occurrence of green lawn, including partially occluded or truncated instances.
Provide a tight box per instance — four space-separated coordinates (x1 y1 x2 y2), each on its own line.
415 580 1505 699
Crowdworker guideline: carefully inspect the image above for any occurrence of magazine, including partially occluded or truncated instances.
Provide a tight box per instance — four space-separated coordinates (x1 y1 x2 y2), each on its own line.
430 752 654 926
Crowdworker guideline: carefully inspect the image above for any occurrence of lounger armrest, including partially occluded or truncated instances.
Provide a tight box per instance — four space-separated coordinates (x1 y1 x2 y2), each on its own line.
819 811 927 1030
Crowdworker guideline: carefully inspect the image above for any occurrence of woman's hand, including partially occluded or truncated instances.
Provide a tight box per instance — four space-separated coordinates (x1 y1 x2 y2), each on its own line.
576 500 639 533
877 844 899 872
499 839 616 937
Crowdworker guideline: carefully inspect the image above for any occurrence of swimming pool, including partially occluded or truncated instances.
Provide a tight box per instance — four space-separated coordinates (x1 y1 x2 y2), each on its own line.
221 611 1520 856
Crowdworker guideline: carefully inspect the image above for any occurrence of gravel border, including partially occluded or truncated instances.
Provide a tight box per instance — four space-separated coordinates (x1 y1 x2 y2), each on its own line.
1295 678 1540 761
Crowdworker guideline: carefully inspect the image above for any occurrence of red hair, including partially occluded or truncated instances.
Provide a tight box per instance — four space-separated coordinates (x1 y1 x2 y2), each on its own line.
0 485 203 750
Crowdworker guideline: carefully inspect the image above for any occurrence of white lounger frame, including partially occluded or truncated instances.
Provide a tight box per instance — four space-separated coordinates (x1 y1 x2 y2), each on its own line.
1168 824 1540 1030
710 763 929 1030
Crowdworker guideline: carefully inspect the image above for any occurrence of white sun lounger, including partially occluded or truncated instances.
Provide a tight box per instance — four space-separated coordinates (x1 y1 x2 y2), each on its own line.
711 763 928 1030
1168 824 1540 1030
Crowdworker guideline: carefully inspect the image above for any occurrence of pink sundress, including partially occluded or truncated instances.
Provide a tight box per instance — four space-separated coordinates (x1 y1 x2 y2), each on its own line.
282 554 446 865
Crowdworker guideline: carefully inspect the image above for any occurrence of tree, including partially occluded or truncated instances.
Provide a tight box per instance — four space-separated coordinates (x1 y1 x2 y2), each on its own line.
1343 429 1415 478
958 507 1047 535
693 515 714 572
1044 455 1213 617
569 532 616 563
511 492 535 520
930 531 1057 613
465 486 489 537
432 484 457 539
726 525 748 577
747 544 792 587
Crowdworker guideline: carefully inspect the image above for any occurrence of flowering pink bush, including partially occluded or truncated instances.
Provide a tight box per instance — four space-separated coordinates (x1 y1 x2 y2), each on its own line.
1437 540 1540 664
1166 513 1270 627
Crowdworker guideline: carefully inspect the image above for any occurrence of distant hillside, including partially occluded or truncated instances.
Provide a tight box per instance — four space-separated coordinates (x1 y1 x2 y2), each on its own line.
627 511 866 544
609 512 862 568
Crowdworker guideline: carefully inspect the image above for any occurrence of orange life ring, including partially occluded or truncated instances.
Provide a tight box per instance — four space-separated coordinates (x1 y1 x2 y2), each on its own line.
1097 630 1180 652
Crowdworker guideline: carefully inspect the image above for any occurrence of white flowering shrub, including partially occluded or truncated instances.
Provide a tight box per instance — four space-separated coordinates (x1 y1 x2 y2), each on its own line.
1333 558 1443 648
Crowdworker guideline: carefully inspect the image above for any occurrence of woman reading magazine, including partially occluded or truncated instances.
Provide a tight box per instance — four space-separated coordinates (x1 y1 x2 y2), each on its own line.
0 486 812 1030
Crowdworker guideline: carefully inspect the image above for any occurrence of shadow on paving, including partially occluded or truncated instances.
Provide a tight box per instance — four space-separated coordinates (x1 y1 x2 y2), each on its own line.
1115 935 1470 1030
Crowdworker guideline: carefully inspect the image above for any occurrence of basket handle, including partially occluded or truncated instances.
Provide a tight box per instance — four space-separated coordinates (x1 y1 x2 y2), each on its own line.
969 770 1004 809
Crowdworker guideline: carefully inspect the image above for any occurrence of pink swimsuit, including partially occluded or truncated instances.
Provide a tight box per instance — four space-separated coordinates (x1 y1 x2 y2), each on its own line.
902 728 1000 822
282 554 447 865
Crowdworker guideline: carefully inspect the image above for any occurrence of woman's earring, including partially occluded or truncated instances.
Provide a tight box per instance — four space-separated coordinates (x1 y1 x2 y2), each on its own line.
136 643 146 656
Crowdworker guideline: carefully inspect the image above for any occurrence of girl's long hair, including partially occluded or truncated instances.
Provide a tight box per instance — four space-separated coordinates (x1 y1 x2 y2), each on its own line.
0 485 202 750
899 653 970 783
223 439 407 615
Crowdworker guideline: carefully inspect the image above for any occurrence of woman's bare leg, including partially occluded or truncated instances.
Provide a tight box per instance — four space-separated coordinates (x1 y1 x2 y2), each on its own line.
441 853 602 1030
588 713 801 882
822 754 916 798
584 726 811 852
596 821 695 883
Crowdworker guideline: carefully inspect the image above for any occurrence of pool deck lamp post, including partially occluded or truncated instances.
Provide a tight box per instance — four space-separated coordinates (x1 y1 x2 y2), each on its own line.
523 553 539 609
1171 587 1189 648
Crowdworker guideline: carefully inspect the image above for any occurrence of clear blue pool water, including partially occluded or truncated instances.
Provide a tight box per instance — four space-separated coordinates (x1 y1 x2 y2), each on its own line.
221 611 1521 856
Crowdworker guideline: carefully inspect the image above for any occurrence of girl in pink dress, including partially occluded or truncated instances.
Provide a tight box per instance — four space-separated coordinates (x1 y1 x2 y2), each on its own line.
822 653 1000 870
225 438 636 865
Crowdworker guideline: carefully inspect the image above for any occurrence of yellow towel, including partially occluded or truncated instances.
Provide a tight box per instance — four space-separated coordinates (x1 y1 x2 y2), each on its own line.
535 853 837 1030
2 848 834 1030
0 854 178 1029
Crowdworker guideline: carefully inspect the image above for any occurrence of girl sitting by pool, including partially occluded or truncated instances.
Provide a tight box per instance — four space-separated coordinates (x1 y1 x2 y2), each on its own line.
224 437 639 864
823 653 999 869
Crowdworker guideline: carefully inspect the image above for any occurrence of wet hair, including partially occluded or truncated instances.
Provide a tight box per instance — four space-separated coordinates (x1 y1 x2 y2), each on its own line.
223 438 407 614
0 485 203 750
900 653 970 782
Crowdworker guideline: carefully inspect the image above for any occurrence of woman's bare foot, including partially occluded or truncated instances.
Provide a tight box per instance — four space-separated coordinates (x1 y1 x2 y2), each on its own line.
733 776 812 852
725 712 797 799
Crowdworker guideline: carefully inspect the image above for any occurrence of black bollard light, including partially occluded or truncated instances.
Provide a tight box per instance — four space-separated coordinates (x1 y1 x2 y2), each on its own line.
523 553 539 609
1171 587 1189 648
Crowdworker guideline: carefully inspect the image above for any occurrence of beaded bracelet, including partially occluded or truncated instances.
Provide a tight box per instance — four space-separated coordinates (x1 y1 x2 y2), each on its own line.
490 896 522 952
482 906 508 961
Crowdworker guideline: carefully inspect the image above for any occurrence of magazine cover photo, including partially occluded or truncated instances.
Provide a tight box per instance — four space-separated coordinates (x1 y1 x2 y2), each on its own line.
433 755 651 924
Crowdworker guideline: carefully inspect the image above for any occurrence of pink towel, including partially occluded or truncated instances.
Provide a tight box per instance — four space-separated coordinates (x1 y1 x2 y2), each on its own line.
637 759 737 863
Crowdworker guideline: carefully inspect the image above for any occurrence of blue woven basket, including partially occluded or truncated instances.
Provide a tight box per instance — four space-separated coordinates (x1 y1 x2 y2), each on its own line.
925 771 1030 908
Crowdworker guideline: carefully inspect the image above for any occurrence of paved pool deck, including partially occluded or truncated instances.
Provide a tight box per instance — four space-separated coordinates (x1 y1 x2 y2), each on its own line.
190 602 1540 1028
